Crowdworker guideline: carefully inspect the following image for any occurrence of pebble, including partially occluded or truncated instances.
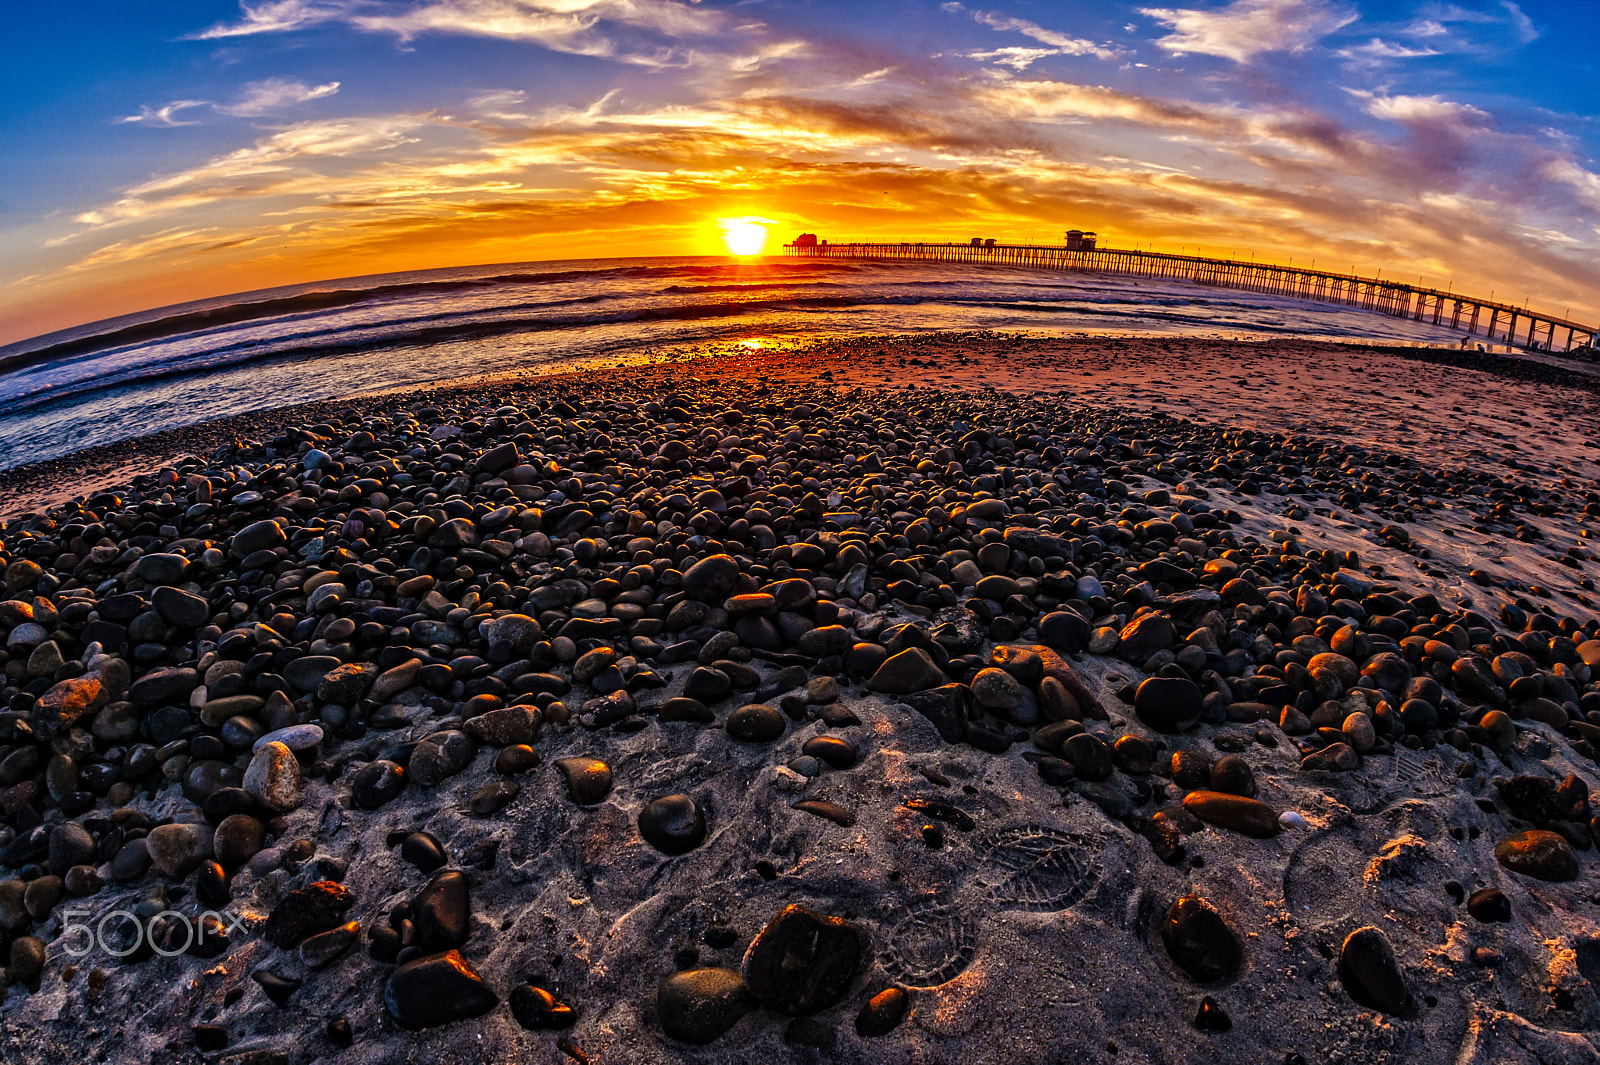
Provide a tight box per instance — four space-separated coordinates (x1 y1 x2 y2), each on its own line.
1339 926 1409 1013
144 823 215 880
510 984 577 1030
411 869 472 950
726 704 786 742
556 757 613 805
741 905 867 1015
1134 676 1204 733
638 795 708 854
263 880 355 948
384 949 498 1030
1467 887 1512 923
855 987 910 1037
657 967 754 1044
1494 830 1579 881
1162 895 1242 983
1181 792 1281 838
242 741 301 814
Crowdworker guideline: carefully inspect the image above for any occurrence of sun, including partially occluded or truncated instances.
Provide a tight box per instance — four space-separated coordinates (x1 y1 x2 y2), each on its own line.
718 216 773 257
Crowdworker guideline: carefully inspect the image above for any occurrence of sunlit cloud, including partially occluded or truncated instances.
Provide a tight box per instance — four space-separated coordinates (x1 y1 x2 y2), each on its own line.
217 78 342 116
944 3 1126 61
116 101 208 127
1140 0 1358 63
1333 38 1440 66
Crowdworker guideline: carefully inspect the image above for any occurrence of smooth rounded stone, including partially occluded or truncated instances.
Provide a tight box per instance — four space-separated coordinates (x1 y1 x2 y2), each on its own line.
1112 734 1155 774
7 937 47 990
1208 755 1256 798
657 967 755 1044
1162 896 1242 983
741 905 868 1016
1038 610 1091 654
110 838 151 881
1468 887 1512 923
47 822 95 876
1135 676 1204 733
130 552 189 584
214 814 267 869
801 735 858 769
556 757 613 805
469 780 520 815
660 697 715 723
1301 742 1359 772
24 875 64 921
682 554 742 602
243 741 302 814
1067 779 1132 819
253 724 323 754
284 655 342 694
479 613 542 651
146 822 215 879
1181 791 1281 838
231 518 286 558
49 856 99 897
1494 830 1578 882
1170 749 1212 790
129 666 200 707
352 760 407 808
867 648 947 694
152 586 209 628
796 625 853 657
971 668 1026 710
727 704 786 742
462 706 539 747
385 949 498 1030
1061 733 1113 782
855 987 910 1037
1343 712 1376 752
683 667 733 703
1033 718 1084 755
317 662 377 705
1340 926 1409 1013
401 832 448 872
299 920 361 969
412 869 471 950
0 880 25 932
264 880 355 947
1118 611 1174 660
496 745 541 774
409 731 477 786
510 985 576 1030
638 794 708 855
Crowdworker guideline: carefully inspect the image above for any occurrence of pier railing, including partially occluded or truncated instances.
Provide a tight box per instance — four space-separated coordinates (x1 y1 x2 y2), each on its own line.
782 240 1596 354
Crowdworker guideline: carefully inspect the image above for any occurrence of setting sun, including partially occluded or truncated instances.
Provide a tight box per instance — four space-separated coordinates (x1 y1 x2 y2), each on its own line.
718 216 772 257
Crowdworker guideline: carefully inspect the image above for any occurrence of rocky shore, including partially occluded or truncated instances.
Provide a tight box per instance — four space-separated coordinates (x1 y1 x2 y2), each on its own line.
1 332 1599 1064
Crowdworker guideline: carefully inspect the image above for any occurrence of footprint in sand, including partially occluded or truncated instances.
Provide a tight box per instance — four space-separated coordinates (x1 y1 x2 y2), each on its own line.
881 824 1105 988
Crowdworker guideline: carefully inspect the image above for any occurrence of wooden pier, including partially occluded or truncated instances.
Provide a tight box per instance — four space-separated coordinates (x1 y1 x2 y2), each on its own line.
782 240 1597 354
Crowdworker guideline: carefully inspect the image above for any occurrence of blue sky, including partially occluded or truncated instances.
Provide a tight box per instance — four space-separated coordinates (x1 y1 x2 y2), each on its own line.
1 0 1596 342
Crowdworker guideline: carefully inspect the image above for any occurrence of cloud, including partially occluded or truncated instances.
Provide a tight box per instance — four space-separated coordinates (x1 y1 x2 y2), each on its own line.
1355 91 1489 126
945 4 1125 61
964 47 1076 71
217 78 342 117
1333 37 1440 65
116 101 209 127
193 0 724 60
1502 1 1537 44
1140 0 1358 63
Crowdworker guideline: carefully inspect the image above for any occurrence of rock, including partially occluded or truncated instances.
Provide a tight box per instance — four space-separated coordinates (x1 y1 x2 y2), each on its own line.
253 724 323 754
682 555 741 601
638 795 708 855
401 832 448 872
1467 888 1512 923
1118 612 1174 660
1134 676 1203 733
657 968 754 1044
1038 611 1091 654
243 741 301 813
900 684 971 743
855 987 910 1037
152 586 209 628
1339 926 1408 1013
971 667 1026 710
1301 742 1358 771
47 823 95 876
412 870 471 950
1208 755 1256 797
556 757 613 805
231 519 286 558
384 950 498 1030
510 985 576 1030
284 655 341 694
1194 996 1231 1033
130 553 189 584
213 814 266 868
801 735 858 768
1494 830 1578 882
867 648 946 694
1181 791 1280 838
299 921 361 969
409 730 476 786
727 703 786 742
462 706 538 747
130 666 201 707
1162 896 1242 983
479 613 542 651
145 823 215 879
263 881 355 948
34 675 106 736
316 662 377 705
351 760 406 808
468 780 520 815
741 905 868 1015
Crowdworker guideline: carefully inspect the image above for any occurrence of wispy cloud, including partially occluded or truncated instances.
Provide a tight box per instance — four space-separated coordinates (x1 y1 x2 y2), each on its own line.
1140 0 1358 63
944 3 1126 62
217 78 342 117
116 101 209 127
193 0 725 60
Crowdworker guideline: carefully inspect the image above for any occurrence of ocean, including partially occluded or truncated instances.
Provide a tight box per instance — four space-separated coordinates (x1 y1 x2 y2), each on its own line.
0 254 1476 471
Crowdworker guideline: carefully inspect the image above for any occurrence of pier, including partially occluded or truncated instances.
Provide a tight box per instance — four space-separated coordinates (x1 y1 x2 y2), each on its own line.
782 239 1597 354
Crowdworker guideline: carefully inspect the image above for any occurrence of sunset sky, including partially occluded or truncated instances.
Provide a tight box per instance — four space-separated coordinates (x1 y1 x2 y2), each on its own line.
2 0 1597 345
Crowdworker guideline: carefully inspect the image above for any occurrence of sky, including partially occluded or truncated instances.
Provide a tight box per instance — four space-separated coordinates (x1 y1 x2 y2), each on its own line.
2 0 1598 345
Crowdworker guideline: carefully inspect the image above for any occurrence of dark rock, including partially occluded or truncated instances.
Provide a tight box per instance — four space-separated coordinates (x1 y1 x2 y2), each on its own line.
639 795 707 855
351 760 407 808
384 950 498 1030
855 987 910 1037
1467 888 1511 923
656 968 753 1044
727 704 785 742
510 984 576 1030
1494 830 1578 882
1135 676 1203 733
412 870 471 950
1339 926 1409 1013
263 881 355 948
1162 896 1242 983
1182 791 1280 837
556 757 613 805
741 905 868 1016
867 648 946 694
